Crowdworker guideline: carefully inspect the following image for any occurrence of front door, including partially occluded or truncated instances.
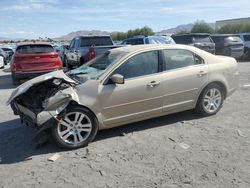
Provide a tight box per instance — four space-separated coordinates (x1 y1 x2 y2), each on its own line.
100 50 163 126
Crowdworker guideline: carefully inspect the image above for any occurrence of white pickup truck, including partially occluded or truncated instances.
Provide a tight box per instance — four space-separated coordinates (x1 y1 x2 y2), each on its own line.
65 35 121 69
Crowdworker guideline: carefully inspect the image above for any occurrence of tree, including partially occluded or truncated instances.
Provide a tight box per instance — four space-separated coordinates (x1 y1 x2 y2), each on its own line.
111 26 154 41
216 23 250 34
191 21 214 34
175 29 189 35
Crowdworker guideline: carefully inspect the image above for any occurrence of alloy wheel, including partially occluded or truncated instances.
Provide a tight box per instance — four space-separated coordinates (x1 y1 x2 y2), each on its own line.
57 112 92 145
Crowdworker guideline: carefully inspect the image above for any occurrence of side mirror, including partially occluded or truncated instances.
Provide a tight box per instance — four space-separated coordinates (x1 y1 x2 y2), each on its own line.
110 74 124 84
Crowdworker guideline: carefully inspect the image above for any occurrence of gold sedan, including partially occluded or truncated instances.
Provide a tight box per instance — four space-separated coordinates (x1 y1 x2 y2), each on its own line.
8 44 239 149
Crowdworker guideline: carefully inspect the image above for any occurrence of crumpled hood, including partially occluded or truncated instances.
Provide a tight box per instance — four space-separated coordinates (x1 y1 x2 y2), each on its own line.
6 70 76 105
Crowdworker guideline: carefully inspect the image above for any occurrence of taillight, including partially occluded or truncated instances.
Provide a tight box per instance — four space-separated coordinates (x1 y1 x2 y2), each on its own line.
89 47 95 60
12 56 22 72
50 52 59 58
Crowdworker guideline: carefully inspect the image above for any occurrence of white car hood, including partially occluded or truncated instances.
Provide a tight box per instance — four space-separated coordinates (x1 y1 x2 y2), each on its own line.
6 70 76 105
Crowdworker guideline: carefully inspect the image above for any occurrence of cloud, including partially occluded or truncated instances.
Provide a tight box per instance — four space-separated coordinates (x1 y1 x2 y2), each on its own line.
0 0 59 11
0 30 35 36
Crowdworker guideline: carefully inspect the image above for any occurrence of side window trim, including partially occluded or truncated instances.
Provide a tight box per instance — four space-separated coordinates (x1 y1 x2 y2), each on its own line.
162 49 205 72
103 50 161 85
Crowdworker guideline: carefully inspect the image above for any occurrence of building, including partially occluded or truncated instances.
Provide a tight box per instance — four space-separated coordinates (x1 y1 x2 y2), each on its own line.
216 17 250 29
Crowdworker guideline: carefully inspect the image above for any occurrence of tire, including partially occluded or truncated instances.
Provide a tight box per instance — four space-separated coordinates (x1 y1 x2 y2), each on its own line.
62 55 66 67
196 83 224 116
65 58 73 70
12 74 20 85
79 57 85 66
51 105 98 149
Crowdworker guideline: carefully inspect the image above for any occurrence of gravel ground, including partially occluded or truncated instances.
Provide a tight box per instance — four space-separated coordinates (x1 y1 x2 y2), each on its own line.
0 63 250 188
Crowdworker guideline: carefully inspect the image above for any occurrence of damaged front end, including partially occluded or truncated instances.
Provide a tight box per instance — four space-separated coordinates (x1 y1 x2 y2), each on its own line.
7 70 79 130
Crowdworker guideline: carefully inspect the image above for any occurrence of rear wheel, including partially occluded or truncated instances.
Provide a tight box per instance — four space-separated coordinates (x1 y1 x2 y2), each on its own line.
196 83 224 116
79 57 85 66
51 105 98 149
65 58 73 70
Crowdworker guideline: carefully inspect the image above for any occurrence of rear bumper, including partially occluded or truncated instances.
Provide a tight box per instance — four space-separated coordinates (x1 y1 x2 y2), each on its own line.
13 69 60 80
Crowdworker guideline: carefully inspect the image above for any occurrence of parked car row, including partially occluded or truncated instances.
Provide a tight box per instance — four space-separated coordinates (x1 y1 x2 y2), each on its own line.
170 33 250 60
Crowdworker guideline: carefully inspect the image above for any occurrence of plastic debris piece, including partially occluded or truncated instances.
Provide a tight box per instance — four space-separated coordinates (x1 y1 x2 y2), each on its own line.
48 153 60 162
99 170 106 176
169 138 176 142
243 84 250 88
179 142 190 150
236 129 247 138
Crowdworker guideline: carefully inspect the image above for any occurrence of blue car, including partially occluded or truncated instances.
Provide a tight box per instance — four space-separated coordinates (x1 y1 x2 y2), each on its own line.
121 35 175 45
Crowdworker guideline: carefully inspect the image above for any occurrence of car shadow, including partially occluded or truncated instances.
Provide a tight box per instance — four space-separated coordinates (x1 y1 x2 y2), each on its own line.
95 110 201 141
0 74 16 89
0 110 202 164
0 119 62 164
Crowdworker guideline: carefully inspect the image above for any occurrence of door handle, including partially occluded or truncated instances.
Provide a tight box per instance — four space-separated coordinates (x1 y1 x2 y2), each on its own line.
197 71 207 77
147 81 160 88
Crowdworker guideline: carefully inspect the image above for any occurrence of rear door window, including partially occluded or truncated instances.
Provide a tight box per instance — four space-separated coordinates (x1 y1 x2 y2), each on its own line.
163 49 203 71
16 45 54 54
243 35 250 41
125 38 144 45
193 37 212 43
225 36 242 43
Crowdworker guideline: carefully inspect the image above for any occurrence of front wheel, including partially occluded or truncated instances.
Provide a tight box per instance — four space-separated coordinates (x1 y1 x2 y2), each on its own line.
51 106 98 149
65 58 73 70
196 83 224 116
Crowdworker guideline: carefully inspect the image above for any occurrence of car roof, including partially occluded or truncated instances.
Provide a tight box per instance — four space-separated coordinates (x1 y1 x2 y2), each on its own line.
172 33 211 37
75 35 111 38
210 34 239 37
111 44 201 54
16 42 52 47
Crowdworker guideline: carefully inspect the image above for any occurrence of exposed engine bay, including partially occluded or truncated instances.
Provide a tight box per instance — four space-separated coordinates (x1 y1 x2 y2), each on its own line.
8 71 80 128
14 79 72 114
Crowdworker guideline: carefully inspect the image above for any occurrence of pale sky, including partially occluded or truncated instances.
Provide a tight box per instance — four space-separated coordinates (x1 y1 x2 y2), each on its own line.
0 0 249 38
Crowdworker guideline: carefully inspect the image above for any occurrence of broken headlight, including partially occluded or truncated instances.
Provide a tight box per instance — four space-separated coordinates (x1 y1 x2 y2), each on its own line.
53 78 62 85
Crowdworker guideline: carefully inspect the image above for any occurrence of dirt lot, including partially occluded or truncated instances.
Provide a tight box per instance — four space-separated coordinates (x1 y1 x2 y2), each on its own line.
0 63 250 188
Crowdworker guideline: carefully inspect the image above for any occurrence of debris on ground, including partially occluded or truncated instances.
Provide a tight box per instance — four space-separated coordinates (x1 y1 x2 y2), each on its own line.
99 170 106 176
48 153 60 162
120 132 126 136
179 142 190 150
243 84 250 88
236 129 247 138
169 138 176 142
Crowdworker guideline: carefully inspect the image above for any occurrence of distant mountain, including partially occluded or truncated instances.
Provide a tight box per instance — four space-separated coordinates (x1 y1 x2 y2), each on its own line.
157 23 215 35
53 30 111 41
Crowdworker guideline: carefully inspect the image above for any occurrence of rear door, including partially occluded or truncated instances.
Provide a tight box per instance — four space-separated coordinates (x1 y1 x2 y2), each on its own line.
161 49 208 112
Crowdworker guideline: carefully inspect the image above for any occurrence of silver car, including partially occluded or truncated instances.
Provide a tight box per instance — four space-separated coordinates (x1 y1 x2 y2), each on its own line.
7 44 239 149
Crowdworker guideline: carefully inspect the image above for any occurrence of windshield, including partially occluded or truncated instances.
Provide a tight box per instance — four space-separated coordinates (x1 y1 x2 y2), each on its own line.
16 45 54 54
225 36 242 43
193 36 212 43
80 37 113 47
243 35 250 41
68 50 129 82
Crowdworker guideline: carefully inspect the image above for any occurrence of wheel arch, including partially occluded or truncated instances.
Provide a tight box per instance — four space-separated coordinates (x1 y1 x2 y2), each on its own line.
195 81 227 107
67 100 100 130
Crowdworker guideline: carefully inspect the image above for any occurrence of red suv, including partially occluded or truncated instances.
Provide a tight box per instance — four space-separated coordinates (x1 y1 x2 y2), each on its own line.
11 42 62 85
